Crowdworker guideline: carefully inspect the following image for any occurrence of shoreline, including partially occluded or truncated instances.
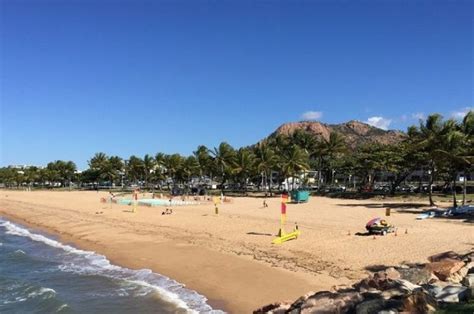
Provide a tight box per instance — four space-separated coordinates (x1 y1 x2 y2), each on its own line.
1 190 472 313
0 213 229 312
0 208 325 313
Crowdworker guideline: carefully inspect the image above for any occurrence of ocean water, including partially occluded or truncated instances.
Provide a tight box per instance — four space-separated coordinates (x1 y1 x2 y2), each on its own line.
0 218 222 313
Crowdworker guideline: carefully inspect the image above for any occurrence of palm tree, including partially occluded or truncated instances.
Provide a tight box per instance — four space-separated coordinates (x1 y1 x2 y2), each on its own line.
385 138 426 195
292 129 317 153
24 166 40 189
434 113 473 207
89 152 109 187
210 142 236 193
143 154 155 189
317 132 346 186
163 154 183 190
292 130 318 186
254 142 278 195
232 148 256 194
88 153 124 188
272 134 291 154
126 155 145 186
45 164 60 188
63 161 77 189
46 160 76 188
194 145 212 179
108 156 124 187
460 111 474 205
154 152 167 188
89 153 108 169
409 114 458 206
279 145 309 190
180 156 200 192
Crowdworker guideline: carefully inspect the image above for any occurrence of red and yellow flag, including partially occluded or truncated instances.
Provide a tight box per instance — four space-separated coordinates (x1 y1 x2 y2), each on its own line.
281 193 288 224
281 202 286 214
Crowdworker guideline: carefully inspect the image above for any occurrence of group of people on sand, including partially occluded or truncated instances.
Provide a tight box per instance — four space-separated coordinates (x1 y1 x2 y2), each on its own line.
162 208 173 215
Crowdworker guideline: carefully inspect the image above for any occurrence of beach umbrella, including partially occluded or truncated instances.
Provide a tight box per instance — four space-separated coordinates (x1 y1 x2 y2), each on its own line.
366 217 381 228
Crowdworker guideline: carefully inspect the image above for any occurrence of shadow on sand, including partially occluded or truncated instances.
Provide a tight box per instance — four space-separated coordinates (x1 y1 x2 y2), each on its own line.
247 232 273 237
433 214 474 224
337 203 426 209
354 232 372 237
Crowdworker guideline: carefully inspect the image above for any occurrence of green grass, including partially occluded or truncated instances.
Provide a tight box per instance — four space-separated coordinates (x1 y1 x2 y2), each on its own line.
436 300 474 314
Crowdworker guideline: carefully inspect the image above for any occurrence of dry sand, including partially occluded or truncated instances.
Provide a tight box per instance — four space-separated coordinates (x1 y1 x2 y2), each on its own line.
0 190 472 313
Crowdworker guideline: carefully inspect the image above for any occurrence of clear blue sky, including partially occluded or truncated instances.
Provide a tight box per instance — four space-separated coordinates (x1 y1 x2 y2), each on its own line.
1 0 472 169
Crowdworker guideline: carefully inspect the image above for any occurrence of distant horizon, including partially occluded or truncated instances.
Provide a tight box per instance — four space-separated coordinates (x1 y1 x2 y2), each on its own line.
1 0 472 169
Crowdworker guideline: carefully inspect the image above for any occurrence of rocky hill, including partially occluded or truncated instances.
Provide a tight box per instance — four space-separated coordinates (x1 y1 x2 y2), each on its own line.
269 120 406 148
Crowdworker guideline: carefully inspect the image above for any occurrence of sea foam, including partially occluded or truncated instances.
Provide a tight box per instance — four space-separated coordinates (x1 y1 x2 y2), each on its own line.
0 218 223 313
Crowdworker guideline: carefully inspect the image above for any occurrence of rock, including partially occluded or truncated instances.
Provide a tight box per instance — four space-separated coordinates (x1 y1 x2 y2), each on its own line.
355 268 401 292
428 251 462 262
381 288 405 300
285 291 314 311
384 267 401 280
402 290 437 313
433 285 470 303
397 267 433 284
425 259 465 281
356 298 386 314
447 261 473 283
461 251 474 263
422 281 451 298
462 274 474 288
253 302 291 314
381 279 422 300
397 279 422 291
287 290 363 314
355 298 403 314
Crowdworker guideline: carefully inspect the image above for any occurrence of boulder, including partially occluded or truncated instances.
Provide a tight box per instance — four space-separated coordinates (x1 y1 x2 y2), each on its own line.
384 267 401 280
462 273 474 288
381 288 406 300
422 281 451 298
397 267 433 284
285 291 314 311
448 262 473 284
355 298 403 314
355 298 386 314
461 251 474 263
396 279 422 291
428 251 462 262
402 290 437 313
253 302 291 314
381 279 422 299
425 259 465 281
433 285 470 303
287 290 363 314
355 268 401 292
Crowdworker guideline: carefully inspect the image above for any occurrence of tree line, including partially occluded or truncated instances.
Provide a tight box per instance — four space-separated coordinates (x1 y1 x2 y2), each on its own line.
1 112 472 206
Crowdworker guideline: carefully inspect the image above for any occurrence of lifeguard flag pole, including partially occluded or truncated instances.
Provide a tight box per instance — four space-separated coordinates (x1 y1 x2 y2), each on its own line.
273 191 300 244
278 193 288 236
132 189 138 213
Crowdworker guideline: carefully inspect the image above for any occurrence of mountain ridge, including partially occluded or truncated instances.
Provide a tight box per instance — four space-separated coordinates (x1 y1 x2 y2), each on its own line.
267 120 406 148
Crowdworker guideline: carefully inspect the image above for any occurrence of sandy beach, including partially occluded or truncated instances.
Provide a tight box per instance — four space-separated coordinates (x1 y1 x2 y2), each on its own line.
0 190 472 313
